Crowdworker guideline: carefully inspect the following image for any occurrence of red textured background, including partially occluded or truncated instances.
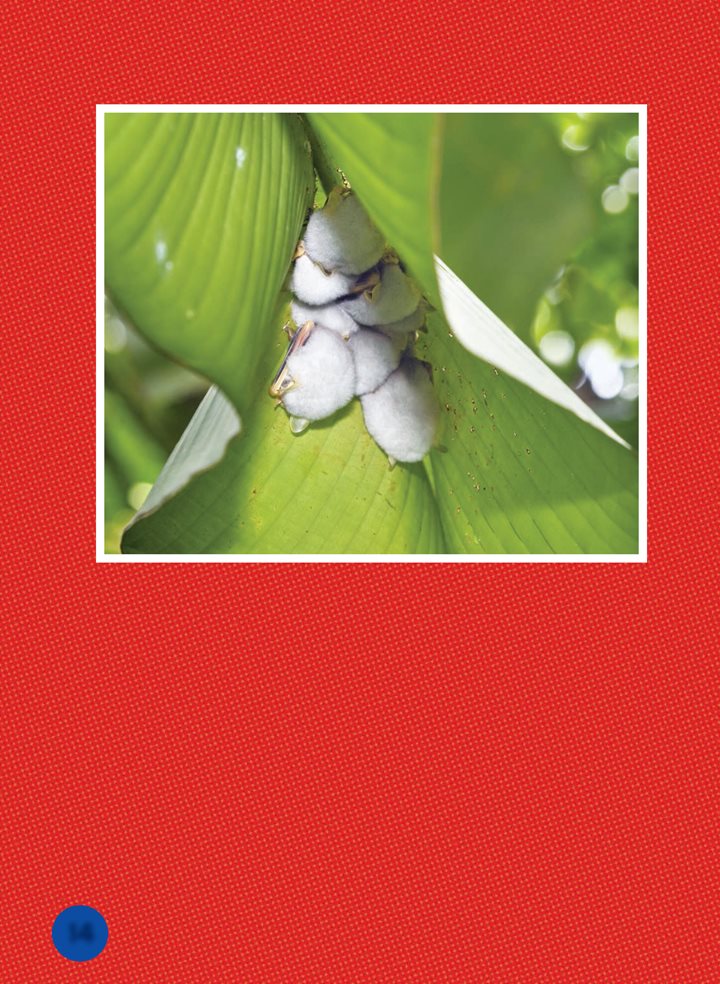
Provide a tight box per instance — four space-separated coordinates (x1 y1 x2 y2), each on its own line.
2 1 719 980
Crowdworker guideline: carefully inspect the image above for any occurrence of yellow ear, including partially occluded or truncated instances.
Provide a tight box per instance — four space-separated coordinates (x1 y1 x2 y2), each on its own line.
269 366 296 399
324 185 345 214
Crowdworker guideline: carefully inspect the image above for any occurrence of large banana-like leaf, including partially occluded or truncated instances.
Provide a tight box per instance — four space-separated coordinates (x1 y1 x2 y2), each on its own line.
303 113 638 554
123 378 444 554
308 113 443 309
423 275 637 553
105 112 314 414
122 258 637 554
116 112 638 555
109 112 441 555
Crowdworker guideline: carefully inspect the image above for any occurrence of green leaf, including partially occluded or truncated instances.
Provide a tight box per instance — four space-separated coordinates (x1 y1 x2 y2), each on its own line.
105 112 314 414
438 113 595 339
105 389 167 488
119 112 638 556
422 260 638 553
112 112 443 555
306 113 442 308
123 255 638 555
123 372 445 556
305 113 638 554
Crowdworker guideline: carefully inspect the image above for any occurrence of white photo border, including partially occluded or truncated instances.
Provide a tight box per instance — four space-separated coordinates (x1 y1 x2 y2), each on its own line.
97 105 647 564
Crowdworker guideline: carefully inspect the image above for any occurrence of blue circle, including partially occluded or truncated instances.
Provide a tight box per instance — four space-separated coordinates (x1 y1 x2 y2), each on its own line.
52 906 108 962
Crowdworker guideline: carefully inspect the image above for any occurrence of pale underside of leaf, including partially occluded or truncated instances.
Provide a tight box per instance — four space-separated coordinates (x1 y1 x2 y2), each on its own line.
127 385 241 526
435 257 628 448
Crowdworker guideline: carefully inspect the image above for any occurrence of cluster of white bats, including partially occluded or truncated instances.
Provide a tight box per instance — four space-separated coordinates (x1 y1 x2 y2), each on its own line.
270 188 440 465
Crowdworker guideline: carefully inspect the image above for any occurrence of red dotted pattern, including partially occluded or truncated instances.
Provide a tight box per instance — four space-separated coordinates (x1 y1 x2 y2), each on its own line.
2 1 719 980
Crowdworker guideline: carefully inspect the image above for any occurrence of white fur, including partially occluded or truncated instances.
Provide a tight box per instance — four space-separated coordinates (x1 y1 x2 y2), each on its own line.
290 254 357 306
291 299 360 339
341 263 421 326
360 358 439 462
303 188 385 275
281 326 356 421
348 328 406 396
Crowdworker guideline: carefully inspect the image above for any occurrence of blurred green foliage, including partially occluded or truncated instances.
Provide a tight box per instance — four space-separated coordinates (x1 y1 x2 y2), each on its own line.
439 112 639 449
104 112 639 551
104 298 208 552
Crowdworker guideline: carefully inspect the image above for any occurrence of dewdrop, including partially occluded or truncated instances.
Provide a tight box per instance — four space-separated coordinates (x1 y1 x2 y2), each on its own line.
360 358 440 463
341 263 421 326
303 187 385 276
270 323 355 422
291 299 360 339
348 328 406 396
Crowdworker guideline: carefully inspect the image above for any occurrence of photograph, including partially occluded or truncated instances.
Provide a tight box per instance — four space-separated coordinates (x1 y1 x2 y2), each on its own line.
100 108 643 558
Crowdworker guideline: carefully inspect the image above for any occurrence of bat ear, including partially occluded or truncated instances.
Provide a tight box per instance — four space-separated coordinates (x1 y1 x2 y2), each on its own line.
366 284 380 301
268 364 295 398
359 268 381 290
324 185 345 213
